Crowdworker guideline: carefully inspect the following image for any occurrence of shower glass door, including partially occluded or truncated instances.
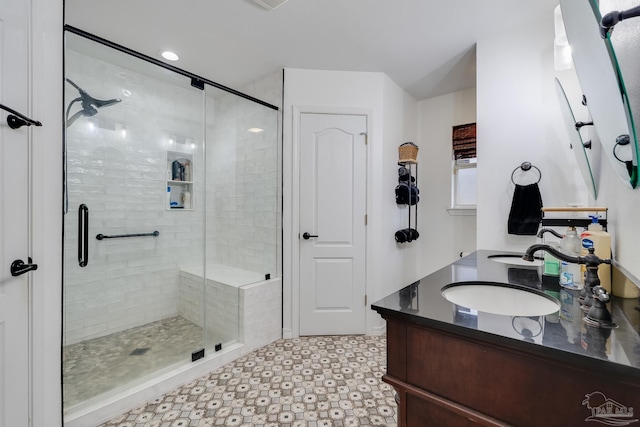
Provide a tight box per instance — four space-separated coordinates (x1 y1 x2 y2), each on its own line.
203 85 280 349
204 85 279 279
63 32 208 411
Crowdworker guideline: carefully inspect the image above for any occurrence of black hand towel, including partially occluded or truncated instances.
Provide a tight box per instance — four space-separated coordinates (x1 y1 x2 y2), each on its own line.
507 183 543 235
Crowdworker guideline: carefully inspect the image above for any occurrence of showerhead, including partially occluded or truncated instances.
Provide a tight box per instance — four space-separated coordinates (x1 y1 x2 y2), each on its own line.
65 78 122 127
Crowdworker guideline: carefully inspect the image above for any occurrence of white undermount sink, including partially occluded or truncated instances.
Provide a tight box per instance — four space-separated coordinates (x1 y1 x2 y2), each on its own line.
441 281 560 316
487 254 543 267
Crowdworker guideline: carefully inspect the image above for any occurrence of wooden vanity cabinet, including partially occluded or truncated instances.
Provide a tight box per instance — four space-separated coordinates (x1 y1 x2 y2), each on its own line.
382 316 640 427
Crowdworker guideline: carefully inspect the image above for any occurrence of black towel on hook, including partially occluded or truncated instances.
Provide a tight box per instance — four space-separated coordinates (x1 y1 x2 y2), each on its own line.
507 183 543 235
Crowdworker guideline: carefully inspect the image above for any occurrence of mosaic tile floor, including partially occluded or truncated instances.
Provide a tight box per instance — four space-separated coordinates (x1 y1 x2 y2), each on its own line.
98 335 397 427
64 316 227 408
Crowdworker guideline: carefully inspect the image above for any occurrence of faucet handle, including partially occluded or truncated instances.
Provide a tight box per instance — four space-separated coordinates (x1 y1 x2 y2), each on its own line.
584 285 617 328
592 286 610 303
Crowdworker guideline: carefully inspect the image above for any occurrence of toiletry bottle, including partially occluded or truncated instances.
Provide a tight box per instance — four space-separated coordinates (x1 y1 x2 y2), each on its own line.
166 186 171 208
184 160 191 182
182 191 191 209
172 160 181 181
580 215 611 292
543 245 561 277
559 227 582 289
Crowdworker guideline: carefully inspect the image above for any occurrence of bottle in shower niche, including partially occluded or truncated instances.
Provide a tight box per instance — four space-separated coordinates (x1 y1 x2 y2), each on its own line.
166 186 172 208
182 191 191 209
184 160 191 182
172 160 182 181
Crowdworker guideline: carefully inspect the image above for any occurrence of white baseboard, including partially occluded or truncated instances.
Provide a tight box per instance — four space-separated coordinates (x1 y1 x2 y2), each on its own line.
282 328 293 339
371 322 386 336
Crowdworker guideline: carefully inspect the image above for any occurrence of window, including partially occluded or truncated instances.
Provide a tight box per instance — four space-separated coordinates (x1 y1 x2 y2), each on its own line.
451 123 477 211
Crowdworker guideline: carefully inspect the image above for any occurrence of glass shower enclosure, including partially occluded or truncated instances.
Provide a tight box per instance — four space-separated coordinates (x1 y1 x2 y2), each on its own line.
63 28 279 414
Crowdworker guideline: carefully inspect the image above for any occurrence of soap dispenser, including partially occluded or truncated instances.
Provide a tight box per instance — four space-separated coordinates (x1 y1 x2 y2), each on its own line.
537 229 563 277
559 227 582 289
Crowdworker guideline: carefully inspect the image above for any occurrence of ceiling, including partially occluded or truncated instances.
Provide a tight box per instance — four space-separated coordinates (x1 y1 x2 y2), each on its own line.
65 0 559 101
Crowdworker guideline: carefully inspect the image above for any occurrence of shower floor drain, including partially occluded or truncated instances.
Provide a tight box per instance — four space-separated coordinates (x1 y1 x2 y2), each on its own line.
129 348 150 356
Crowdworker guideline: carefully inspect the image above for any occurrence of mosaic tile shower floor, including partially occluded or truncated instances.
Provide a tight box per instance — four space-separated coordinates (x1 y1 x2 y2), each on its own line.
98 335 397 427
64 316 227 408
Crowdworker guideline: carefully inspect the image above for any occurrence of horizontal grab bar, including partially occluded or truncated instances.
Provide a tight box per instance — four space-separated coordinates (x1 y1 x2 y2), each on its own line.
96 231 160 240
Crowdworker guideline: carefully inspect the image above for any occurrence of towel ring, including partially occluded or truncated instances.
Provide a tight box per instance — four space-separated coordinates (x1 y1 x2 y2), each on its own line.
511 162 541 185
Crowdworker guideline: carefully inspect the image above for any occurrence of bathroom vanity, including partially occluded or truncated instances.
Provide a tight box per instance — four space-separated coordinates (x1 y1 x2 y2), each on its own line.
372 251 640 426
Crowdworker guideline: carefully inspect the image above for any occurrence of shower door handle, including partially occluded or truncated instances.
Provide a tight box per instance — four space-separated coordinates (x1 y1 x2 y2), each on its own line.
78 204 89 267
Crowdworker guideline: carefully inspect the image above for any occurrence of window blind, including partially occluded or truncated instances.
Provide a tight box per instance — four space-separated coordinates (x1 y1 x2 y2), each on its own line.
452 123 476 160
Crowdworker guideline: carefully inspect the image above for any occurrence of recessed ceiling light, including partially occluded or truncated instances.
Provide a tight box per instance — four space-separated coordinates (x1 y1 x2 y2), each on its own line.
160 50 179 61
248 127 264 133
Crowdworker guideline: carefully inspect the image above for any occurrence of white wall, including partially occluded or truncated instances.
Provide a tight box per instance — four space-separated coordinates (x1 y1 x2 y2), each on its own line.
380 75 420 293
416 88 478 276
476 15 588 252
282 68 419 336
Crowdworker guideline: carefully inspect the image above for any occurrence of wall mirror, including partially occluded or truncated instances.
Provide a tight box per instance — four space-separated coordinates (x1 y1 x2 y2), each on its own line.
560 0 639 188
555 78 598 199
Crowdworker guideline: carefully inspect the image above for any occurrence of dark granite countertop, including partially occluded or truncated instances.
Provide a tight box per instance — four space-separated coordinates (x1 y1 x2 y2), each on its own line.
371 250 640 380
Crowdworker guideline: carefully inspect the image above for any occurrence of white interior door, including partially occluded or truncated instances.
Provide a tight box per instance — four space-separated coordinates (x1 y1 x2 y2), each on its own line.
299 112 367 335
0 0 32 425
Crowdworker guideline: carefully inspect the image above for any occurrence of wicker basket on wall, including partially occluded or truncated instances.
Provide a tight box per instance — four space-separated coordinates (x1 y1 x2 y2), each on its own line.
398 142 419 163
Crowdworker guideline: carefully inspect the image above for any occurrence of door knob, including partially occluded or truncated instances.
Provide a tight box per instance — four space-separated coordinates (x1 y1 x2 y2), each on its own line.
11 257 38 276
302 232 318 240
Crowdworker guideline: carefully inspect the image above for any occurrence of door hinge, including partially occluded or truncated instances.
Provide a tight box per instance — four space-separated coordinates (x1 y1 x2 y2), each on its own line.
365 295 368 306
365 214 368 225
360 132 368 144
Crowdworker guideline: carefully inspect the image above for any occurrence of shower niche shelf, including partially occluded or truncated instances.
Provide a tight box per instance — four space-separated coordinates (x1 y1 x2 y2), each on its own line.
166 150 194 210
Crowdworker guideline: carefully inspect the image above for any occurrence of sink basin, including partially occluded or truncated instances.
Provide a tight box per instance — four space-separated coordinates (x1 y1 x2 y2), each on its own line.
441 281 560 316
487 254 543 267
